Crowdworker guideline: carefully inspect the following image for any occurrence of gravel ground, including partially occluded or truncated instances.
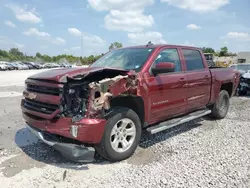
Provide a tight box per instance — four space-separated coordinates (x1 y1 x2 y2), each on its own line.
0 69 250 188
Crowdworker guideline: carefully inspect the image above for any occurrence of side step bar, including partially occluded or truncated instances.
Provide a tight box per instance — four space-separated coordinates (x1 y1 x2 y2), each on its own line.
147 109 211 134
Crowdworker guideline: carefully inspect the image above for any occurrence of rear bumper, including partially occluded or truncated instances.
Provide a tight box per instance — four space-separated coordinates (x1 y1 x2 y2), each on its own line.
27 124 95 162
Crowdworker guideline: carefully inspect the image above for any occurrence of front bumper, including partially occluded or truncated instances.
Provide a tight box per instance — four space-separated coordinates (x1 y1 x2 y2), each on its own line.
27 124 95 163
21 109 107 144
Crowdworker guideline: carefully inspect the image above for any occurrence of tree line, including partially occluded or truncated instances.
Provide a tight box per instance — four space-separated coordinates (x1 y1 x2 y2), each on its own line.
0 42 236 65
202 46 237 57
0 42 123 65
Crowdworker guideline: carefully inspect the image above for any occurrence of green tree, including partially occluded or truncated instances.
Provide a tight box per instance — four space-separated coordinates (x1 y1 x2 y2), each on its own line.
219 46 228 57
202 47 215 53
52 56 57 62
42 54 52 62
87 55 95 63
36 52 42 58
0 49 9 57
9 48 23 57
109 42 123 51
0 47 105 65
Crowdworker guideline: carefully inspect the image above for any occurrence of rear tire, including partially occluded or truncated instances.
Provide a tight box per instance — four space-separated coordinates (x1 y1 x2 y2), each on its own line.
210 90 230 119
95 107 142 162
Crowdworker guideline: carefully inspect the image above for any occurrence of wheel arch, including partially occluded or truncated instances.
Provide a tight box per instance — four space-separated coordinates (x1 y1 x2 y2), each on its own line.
110 95 145 126
220 82 233 97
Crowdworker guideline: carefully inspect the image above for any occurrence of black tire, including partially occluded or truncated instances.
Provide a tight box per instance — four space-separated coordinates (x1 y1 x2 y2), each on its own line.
210 90 230 119
95 107 142 162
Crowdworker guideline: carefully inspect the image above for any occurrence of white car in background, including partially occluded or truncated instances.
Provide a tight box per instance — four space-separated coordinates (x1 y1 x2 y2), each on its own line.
10 62 23 70
13 62 29 70
0 61 8 71
230 63 250 95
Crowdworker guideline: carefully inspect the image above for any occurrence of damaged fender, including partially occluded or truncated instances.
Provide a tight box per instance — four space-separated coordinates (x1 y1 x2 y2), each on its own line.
88 73 138 115
59 67 139 119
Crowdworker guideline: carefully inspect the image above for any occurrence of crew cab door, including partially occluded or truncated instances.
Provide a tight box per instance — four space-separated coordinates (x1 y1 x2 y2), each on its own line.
181 49 211 112
147 48 188 123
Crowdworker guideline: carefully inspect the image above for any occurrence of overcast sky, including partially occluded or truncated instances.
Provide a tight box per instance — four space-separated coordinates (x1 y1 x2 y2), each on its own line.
0 0 250 56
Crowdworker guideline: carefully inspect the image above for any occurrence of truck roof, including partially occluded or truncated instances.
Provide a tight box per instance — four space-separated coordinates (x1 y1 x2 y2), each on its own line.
116 44 200 50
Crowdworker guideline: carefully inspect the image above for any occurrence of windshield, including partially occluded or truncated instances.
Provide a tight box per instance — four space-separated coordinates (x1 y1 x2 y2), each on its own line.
230 64 250 71
90 48 154 71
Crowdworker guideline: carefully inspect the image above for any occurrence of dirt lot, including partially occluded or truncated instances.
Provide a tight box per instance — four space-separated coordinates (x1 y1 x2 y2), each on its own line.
0 69 250 188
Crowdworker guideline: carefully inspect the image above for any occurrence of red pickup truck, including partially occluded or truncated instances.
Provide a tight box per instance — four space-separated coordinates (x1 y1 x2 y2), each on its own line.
21 44 240 162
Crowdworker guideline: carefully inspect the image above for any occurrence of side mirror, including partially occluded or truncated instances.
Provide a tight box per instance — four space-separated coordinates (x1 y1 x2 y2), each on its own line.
152 62 175 75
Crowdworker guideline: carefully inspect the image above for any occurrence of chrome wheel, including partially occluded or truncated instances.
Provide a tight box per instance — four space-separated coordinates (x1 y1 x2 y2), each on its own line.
110 118 136 153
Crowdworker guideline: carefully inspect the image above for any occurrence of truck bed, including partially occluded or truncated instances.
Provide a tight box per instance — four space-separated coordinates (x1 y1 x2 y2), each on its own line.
209 67 239 104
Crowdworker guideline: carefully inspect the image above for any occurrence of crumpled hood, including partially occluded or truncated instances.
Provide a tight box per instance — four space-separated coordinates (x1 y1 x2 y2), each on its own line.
27 67 129 83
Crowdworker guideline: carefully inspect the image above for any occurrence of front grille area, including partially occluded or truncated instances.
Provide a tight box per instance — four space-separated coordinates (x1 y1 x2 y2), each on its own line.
23 98 59 114
27 84 62 96
24 112 46 120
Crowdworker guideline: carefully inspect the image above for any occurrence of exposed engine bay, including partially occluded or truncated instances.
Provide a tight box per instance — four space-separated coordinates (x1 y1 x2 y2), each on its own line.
59 69 138 121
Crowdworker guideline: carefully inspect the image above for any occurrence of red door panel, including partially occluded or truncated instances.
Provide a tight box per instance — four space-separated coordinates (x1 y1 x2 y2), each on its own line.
181 49 211 112
148 73 187 123
144 48 188 124
186 71 211 111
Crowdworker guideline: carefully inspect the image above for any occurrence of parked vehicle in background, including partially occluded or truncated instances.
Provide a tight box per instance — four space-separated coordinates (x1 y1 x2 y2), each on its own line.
0 61 8 71
66 63 72 68
36 63 43 69
11 62 23 70
42 63 52 68
6 62 16 70
22 43 240 163
229 63 250 75
59 63 65 68
238 70 250 95
204 53 216 67
60 62 72 68
230 63 250 95
14 62 29 70
29 62 41 69
51 63 60 68
18 62 30 70
21 63 30 70
39 63 46 69
8 62 19 70
22 62 34 69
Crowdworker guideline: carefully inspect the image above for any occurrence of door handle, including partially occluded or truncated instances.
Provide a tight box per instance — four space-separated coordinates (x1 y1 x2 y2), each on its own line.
179 78 185 82
204 75 209 79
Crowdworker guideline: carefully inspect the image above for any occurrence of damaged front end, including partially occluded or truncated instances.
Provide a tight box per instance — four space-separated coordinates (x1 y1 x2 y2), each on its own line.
22 67 138 162
60 68 138 121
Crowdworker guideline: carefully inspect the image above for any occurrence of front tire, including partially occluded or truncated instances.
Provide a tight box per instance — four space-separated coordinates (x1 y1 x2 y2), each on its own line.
210 90 230 119
95 107 142 162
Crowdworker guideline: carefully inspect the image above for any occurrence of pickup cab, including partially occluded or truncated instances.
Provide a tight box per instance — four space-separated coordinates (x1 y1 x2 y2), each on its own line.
21 44 240 162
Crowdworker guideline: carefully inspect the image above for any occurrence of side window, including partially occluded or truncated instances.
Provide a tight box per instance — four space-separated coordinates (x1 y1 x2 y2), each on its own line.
153 48 182 72
183 49 204 71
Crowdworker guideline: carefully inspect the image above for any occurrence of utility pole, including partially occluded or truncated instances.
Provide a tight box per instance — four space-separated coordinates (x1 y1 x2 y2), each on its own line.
81 32 83 57
79 32 83 65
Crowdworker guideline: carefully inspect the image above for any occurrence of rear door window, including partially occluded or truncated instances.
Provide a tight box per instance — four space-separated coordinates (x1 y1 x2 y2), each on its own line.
182 49 204 71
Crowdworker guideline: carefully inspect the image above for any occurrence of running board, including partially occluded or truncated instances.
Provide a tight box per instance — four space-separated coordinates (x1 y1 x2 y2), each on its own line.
147 109 211 134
